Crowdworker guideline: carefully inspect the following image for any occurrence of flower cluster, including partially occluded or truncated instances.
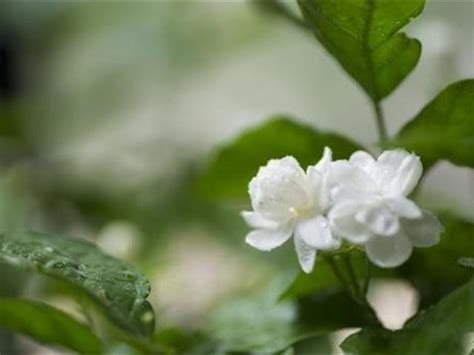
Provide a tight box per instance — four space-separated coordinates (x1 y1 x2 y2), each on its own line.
242 148 442 273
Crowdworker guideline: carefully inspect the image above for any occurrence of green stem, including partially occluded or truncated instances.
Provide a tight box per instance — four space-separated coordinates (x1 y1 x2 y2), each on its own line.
342 254 362 302
363 256 371 297
326 255 381 325
324 255 359 302
372 99 388 142
324 256 347 286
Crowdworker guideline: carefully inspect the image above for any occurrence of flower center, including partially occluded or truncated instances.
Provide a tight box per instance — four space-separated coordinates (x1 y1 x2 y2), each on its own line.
289 205 316 219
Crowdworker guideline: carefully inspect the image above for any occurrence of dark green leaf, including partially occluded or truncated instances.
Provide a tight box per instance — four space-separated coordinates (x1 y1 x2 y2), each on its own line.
281 213 473 309
340 278 474 354
399 211 474 307
396 79 474 168
0 231 154 336
280 250 394 301
291 334 333 355
298 0 424 101
279 252 385 332
153 328 210 354
0 298 102 354
279 257 344 302
196 116 362 200
296 290 376 331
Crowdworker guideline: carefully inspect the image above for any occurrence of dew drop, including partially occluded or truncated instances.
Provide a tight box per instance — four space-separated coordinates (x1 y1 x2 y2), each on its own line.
122 270 137 281
97 288 111 303
45 259 67 269
140 311 154 324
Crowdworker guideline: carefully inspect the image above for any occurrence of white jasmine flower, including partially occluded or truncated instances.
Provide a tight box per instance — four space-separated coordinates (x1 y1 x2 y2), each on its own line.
242 148 340 273
327 149 442 268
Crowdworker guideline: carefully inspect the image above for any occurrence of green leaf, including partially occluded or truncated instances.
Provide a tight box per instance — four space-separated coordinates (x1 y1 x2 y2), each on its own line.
276 251 382 333
396 79 474 168
278 253 379 331
153 327 211 354
206 275 376 353
0 298 102 354
0 231 154 336
279 258 344 302
399 212 474 307
205 280 320 353
340 278 474 354
196 116 362 200
291 334 333 355
281 213 473 309
296 290 376 331
297 0 424 101
280 250 394 301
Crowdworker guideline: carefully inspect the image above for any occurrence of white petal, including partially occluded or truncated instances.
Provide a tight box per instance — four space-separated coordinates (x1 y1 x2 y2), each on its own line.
241 211 280 229
330 185 375 204
245 223 293 251
294 236 317 273
375 150 423 196
349 150 376 175
306 166 322 188
397 155 423 196
249 156 312 220
313 146 333 172
295 215 340 250
326 161 377 204
328 201 372 244
402 210 442 247
366 232 413 268
307 147 332 210
306 167 324 206
355 205 400 236
385 197 422 219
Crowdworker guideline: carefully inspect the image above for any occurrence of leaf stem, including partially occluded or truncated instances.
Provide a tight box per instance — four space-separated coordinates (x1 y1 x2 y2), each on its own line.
362 256 371 297
342 254 362 302
324 255 358 302
372 99 388 142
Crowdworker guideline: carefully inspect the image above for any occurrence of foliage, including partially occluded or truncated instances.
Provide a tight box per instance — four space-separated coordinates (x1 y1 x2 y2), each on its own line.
0 0 473 354
340 278 474 354
196 116 362 200
396 79 474 168
297 0 424 101
0 298 102 354
0 232 154 337
205 281 316 353
281 212 474 307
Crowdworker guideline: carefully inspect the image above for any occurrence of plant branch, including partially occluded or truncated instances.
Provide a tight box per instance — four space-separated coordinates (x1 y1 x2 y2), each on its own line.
342 254 362 302
372 99 388 142
362 256 371 297
324 255 359 302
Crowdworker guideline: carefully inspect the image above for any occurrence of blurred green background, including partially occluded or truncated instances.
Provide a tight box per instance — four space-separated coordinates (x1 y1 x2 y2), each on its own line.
0 1 473 353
